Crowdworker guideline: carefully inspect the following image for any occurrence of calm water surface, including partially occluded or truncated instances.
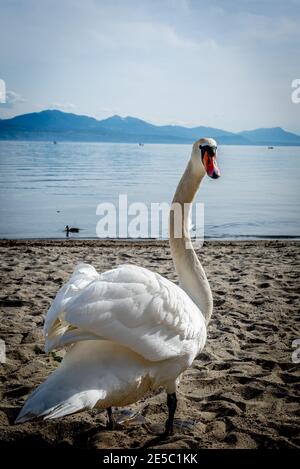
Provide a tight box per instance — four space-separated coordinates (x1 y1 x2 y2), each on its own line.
0 141 299 239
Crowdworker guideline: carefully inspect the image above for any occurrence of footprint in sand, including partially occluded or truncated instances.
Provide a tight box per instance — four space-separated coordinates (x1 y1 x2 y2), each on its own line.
216 290 226 296
241 386 264 400
214 298 225 307
233 293 244 300
250 299 265 306
0 299 27 307
258 282 271 289
279 372 300 385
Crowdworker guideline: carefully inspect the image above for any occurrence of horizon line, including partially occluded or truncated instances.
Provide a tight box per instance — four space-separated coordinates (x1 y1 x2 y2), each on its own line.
1 108 300 136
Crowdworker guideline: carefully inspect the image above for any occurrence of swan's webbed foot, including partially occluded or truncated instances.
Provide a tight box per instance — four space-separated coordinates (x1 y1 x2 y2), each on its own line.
106 407 116 430
163 392 177 437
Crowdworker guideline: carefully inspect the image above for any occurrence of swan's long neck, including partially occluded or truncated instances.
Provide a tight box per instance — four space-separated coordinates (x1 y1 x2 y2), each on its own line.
169 157 213 324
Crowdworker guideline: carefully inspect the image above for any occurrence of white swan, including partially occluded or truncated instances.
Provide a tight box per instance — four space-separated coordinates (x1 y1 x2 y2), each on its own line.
16 138 220 435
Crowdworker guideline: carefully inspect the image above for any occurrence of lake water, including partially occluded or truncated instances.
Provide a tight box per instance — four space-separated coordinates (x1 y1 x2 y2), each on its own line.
0 141 299 239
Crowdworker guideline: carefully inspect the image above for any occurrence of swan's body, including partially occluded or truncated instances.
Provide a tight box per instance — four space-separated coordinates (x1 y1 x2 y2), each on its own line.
16 138 220 434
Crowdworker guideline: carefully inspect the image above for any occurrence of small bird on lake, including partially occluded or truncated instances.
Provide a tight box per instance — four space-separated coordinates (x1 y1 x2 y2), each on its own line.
65 225 80 233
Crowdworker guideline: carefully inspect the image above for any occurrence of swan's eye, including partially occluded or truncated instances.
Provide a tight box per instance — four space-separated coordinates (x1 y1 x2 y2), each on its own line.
200 145 217 156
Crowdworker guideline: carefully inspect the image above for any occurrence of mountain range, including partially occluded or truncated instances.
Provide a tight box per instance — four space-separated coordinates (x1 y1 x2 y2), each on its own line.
0 109 299 146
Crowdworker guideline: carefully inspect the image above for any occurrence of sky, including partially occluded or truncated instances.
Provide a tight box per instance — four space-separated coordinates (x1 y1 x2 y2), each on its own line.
0 0 300 133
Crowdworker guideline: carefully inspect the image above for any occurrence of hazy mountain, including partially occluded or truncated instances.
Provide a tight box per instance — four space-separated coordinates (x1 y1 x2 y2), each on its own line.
238 127 300 146
0 110 100 131
97 114 247 144
0 110 299 145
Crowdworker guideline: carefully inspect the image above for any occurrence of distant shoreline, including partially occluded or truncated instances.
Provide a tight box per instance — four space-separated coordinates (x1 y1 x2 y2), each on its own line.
1 110 300 146
1 139 300 147
1 238 300 246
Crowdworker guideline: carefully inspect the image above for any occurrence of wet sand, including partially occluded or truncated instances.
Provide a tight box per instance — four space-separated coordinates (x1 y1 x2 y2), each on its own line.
0 240 299 449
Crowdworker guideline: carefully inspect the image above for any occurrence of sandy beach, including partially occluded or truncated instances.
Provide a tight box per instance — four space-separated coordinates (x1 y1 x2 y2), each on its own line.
0 239 299 450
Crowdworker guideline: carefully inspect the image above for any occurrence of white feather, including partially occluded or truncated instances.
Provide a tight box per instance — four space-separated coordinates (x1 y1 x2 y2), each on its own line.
16 139 215 424
16 263 206 422
44 264 206 361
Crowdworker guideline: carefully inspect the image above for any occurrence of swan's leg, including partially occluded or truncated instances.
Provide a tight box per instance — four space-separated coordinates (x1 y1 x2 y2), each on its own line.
164 392 177 436
106 407 116 430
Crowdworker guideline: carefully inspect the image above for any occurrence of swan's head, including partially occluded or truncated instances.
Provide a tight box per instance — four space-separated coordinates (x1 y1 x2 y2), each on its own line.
192 138 220 179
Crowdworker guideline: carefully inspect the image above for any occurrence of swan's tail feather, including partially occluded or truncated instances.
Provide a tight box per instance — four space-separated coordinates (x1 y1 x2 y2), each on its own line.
43 400 86 420
15 342 110 424
15 341 149 424
15 389 103 423
15 359 104 422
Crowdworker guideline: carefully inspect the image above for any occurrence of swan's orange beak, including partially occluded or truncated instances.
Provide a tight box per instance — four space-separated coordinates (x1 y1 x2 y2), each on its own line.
202 151 220 179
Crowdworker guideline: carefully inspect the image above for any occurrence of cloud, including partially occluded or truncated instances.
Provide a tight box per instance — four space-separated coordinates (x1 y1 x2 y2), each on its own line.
6 90 25 104
0 0 299 131
0 89 25 108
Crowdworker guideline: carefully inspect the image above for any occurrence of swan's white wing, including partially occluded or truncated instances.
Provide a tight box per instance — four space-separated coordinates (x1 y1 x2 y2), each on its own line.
16 341 150 422
44 263 101 350
44 264 206 362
